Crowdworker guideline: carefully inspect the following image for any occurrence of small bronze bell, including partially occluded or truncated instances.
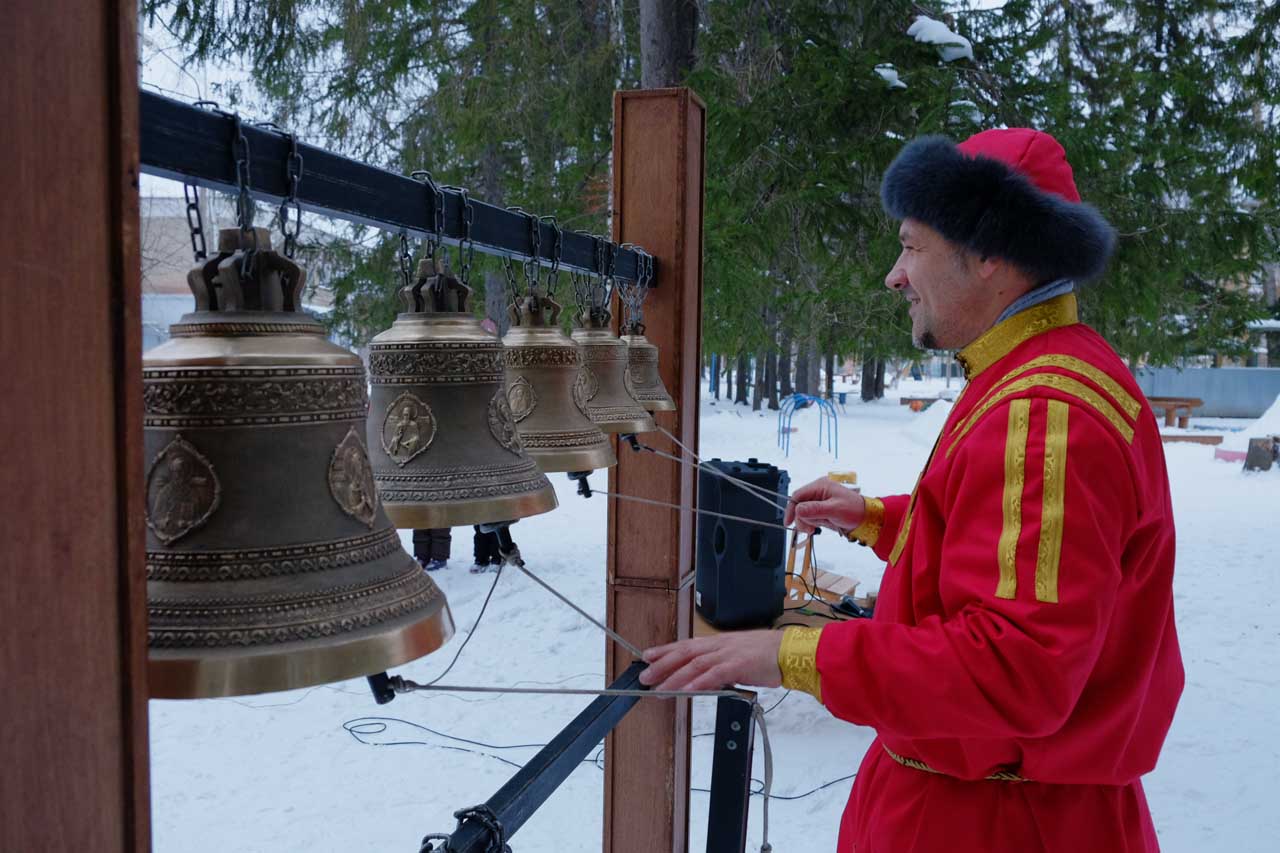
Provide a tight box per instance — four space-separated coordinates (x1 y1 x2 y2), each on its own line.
502 290 616 472
621 329 677 412
144 228 454 698
367 259 559 527
571 308 656 434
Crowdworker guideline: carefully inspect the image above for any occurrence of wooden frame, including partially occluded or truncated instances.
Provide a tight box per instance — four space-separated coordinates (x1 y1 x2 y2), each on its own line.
0 1 149 850
605 88 707 853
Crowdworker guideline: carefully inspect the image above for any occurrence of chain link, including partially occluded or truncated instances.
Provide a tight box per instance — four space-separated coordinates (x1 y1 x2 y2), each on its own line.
457 187 475 285
278 130 303 259
525 211 541 291
398 229 414 290
540 215 561 295
411 170 445 262
182 181 207 263
230 114 257 277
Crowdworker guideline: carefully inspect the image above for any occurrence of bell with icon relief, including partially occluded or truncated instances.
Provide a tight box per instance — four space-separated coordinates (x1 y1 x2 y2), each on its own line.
366 257 558 527
142 228 454 699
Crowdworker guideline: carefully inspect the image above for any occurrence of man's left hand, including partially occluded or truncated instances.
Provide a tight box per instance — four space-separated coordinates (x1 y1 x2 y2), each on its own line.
638 631 784 692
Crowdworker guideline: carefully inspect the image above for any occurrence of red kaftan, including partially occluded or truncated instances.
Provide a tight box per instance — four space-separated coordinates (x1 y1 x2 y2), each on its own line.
783 293 1184 852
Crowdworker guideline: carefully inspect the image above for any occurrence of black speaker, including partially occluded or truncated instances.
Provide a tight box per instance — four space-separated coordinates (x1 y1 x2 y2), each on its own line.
695 458 790 629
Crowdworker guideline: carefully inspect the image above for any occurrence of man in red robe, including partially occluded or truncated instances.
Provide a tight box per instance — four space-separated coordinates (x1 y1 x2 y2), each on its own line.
640 129 1184 852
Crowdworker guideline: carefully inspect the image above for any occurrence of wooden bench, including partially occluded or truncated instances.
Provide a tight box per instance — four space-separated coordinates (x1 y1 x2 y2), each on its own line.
1146 396 1204 429
900 396 938 412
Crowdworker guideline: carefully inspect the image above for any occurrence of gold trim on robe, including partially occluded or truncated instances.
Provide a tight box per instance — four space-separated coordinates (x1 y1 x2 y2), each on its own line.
955 294 1079 380
997 400 1032 600
1036 401 1070 603
847 497 885 547
778 626 824 703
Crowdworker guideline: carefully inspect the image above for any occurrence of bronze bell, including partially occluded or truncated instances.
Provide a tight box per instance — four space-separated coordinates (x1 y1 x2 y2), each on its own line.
621 330 677 412
502 290 616 472
366 258 559 527
571 308 656 434
143 228 454 699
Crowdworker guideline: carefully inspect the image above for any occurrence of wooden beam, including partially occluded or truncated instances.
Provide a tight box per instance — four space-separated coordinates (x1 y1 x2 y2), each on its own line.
605 88 706 853
0 1 149 850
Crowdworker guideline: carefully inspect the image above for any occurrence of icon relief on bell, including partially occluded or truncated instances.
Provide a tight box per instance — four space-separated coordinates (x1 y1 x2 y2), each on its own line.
328 428 381 527
487 391 525 454
146 434 222 545
506 376 538 423
574 367 599 415
381 392 437 466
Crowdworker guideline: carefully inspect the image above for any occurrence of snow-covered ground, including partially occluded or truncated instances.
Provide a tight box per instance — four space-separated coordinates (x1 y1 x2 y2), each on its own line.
148 378 1280 852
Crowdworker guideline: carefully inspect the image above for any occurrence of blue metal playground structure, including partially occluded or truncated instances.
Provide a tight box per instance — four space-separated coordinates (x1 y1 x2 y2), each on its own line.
777 394 839 458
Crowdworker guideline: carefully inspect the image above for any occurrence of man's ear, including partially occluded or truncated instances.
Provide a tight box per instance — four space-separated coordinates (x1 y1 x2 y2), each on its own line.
976 255 1002 282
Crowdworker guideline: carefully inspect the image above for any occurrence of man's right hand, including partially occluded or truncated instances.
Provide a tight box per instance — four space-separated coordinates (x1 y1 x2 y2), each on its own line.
784 477 866 535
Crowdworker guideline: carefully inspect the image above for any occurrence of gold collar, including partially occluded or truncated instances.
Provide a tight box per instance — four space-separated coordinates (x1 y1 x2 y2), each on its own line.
955 293 1079 380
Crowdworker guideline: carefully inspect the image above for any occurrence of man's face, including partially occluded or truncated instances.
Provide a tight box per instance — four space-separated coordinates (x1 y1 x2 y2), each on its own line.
883 219 980 350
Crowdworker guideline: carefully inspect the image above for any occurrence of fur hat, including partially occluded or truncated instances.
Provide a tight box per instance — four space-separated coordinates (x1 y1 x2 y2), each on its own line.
880 129 1116 283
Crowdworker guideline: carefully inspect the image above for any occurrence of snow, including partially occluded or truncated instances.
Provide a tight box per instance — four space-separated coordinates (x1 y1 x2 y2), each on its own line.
949 99 983 125
907 16 975 63
873 64 908 90
1219 391 1280 451
149 377 1280 852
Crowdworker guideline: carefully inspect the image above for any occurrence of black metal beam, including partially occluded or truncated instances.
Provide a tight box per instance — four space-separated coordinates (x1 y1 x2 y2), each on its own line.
138 91 651 283
445 661 648 853
705 695 755 853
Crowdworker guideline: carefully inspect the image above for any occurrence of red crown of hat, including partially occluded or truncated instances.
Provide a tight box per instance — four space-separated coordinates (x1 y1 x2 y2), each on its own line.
881 128 1116 283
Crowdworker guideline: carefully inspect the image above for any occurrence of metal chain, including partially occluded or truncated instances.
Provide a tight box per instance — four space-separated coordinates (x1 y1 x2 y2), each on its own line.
182 181 207 263
502 254 521 309
411 170 445 263
541 215 561 295
398 230 413 290
230 114 257 277
457 188 475 285
524 211 542 292
617 243 648 333
278 130 303 259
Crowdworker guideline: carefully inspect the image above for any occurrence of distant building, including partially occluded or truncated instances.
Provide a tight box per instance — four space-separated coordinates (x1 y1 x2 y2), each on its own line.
140 195 334 352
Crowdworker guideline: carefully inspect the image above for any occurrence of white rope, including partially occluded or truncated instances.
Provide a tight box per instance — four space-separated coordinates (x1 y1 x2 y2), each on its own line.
595 488 794 534
506 558 645 659
416 533 776 853
655 424 797 511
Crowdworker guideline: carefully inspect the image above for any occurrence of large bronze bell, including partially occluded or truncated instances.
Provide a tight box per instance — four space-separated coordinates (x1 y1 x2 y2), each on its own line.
571 308 656 434
621 330 677 412
143 228 454 699
502 289 616 472
367 259 558 527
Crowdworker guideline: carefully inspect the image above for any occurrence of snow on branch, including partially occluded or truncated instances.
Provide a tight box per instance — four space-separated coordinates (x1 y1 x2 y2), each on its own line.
907 16 974 62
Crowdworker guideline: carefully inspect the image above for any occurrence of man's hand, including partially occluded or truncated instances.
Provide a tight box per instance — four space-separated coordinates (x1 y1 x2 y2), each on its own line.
783 476 866 535
638 632 784 692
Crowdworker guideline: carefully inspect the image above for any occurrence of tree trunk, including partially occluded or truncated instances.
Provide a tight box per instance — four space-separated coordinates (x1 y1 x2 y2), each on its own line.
734 352 749 404
779 333 793 398
874 359 886 399
710 352 720 399
724 355 732 397
824 352 835 398
860 356 876 402
753 350 765 411
638 0 699 87
766 348 779 409
794 349 810 396
805 338 821 396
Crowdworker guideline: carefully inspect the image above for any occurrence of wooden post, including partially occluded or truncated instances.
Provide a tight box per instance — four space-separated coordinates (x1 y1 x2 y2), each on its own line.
605 88 706 853
0 2 149 851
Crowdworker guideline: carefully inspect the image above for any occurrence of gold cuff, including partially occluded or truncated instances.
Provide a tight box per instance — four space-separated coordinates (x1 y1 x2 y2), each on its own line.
846 496 885 547
778 626 824 703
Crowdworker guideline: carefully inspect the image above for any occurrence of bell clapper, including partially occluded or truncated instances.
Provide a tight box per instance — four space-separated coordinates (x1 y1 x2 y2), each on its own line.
567 471 594 498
